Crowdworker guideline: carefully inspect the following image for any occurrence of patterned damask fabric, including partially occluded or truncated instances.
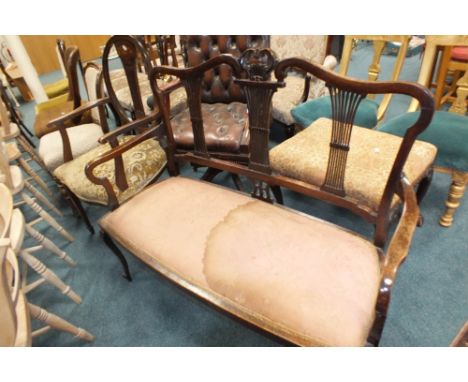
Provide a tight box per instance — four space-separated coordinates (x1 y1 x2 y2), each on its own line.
270 118 437 211
270 35 327 63
272 75 330 125
53 136 167 206
109 69 187 116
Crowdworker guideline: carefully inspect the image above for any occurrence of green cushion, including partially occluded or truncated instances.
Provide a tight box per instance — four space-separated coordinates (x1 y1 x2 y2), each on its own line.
291 96 379 129
379 111 468 172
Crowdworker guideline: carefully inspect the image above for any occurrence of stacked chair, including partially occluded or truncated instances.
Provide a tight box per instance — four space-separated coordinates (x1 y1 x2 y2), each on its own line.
0 184 94 346
1 76 93 345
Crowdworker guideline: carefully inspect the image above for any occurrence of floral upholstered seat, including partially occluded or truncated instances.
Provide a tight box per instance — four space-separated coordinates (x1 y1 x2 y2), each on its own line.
53 136 167 206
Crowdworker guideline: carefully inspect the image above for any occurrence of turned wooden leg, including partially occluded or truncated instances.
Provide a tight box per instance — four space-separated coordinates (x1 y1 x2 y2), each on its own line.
439 171 468 227
16 135 48 173
20 250 82 304
17 157 52 196
28 303 94 342
23 180 62 217
449 69 468 115
25 224 76 267
21 193 74 242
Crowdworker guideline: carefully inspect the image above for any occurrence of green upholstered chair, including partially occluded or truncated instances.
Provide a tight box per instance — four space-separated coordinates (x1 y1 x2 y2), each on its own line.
291 35 411 130
379 35 468 227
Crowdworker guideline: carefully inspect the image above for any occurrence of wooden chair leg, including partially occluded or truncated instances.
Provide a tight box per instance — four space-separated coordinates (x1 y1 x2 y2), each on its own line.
25 224 76 267
449 69 468 115
201 167 223 182
28 303 94 342
17 156 52 196
439 171 468 227
271 185 284 205
16 135 49 173
21 193 74 242
61 185 95 235
101 230 132 281
19 250 82 304
416 167 434 226
23 180 62 217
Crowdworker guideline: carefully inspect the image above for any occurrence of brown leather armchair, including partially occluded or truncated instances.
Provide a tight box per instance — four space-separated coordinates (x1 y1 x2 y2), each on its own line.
165 36 269 183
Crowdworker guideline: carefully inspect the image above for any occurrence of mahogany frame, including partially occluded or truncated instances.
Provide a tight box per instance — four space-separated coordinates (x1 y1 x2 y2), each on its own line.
100 50 435 346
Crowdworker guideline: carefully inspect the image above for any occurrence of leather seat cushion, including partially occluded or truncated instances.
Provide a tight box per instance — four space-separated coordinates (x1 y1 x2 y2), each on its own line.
171 102 249 152
38 123 103 171
100 176 381 346
270 118 437 211
53 136 166 206
379 111 468 172
291 96 379 129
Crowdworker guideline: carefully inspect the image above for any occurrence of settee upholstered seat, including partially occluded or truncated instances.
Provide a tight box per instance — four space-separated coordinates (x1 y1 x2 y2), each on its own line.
99 176 383 346
38 123 104 171
270 118 437 211
53 136 166 206
170 102 249 152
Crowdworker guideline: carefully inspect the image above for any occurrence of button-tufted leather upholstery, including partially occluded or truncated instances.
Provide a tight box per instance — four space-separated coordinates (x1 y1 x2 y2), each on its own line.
170 102 249 153
180 35 269 103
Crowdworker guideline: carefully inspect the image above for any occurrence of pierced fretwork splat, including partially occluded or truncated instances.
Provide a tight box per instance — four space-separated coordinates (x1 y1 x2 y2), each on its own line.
235 48 284 203
321 86 367 196
181 76 209 158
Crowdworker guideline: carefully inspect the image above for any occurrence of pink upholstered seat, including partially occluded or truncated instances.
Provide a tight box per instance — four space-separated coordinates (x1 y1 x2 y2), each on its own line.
100 176 382 346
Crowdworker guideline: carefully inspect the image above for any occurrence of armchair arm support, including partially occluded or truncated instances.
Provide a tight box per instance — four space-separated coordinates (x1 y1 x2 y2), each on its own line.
85 126 161 209
98 111 160 145
47 97 111 129
45 97 112 164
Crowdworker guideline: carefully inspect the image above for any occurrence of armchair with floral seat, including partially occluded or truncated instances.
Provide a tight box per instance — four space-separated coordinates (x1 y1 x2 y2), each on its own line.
48 35 169 234
291 35 411 131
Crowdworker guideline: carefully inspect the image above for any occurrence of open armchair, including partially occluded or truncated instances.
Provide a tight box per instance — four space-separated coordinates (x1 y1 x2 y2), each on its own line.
48 36 169 233
97 49 434 346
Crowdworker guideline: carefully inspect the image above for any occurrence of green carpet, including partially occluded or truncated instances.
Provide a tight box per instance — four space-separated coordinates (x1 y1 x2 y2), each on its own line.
15 44 468 346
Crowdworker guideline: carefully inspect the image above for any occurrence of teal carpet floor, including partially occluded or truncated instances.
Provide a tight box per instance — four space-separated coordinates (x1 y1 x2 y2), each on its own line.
16 44 468 346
